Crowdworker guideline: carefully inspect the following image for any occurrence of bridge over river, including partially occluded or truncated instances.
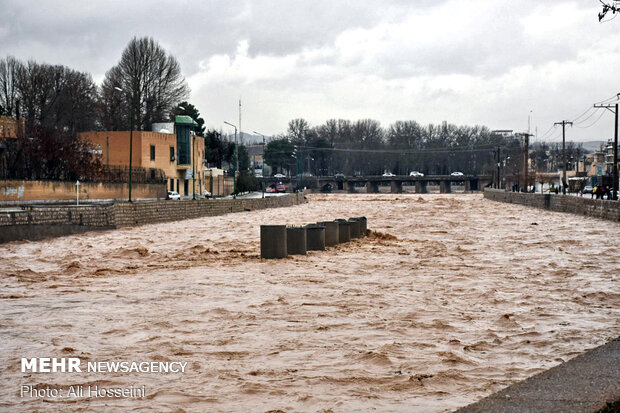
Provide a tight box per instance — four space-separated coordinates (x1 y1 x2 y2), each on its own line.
264 175 493 193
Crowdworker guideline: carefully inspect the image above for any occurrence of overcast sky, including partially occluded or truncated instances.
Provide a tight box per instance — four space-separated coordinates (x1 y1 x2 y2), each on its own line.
1 0 619 142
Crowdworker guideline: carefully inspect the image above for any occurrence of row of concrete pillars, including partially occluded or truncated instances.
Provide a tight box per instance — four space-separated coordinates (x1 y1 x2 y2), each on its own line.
260 217 368 259
348 180 477 193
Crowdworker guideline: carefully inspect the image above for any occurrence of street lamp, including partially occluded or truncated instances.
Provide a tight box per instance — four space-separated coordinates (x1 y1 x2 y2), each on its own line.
114 86 133 202
224 121 238 198
306 155 314 174
254 131 267 198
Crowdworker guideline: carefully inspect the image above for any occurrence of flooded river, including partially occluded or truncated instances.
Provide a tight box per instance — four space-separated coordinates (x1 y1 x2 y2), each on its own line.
0 194 618 412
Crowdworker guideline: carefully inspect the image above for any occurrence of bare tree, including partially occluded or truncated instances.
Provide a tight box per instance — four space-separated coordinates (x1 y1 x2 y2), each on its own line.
98 66 126 130
287 118 310 144
0 56 21 117
100 37 190 131
12 60 98 133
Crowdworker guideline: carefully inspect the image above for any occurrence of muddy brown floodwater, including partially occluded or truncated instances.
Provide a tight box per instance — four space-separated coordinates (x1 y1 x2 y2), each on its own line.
0 194 618 412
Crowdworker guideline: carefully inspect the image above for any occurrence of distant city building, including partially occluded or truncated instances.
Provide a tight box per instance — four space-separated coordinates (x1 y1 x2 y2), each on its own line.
587 150 607 177
0 116 25 179
604 140 619 175
492 129 515 138
247 144 270 177
0 116 24 139
79 116 205 197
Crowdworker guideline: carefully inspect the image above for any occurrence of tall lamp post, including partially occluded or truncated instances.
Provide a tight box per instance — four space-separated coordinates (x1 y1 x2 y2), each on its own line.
254 131 267 198
224 121 238 198
114 86 133 202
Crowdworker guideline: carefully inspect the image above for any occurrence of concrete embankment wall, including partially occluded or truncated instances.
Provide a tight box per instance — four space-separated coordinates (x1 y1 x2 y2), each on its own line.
484 188 620 222
0 192 306 243
0 180 166 202
0 177 236 203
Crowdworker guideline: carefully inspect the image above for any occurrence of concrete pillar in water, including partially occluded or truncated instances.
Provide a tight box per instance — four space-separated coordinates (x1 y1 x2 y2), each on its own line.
318 221 339 246
415 181 427 194
466 179 478 191
352 216 367 236
390 180 403 193
335 219 351 243
260 225 287 259
305 224 326 250
367 181 379 193
286 226 307 255
348 218 362 238
440 181 452 193
347 181 356 193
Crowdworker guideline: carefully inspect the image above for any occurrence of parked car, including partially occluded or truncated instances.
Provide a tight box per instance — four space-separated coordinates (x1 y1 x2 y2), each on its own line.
583 185 593 194
334 173 345 179
266 185 277 193
382 172 395 177
409 171 424 177
276 182 286 192
450 171 464 176
167 191 181 200
202 190 212 198
273 173 286 178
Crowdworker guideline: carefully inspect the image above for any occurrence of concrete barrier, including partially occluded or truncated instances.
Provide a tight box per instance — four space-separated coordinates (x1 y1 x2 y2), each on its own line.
286 226 307 255
305 224 326 250
348 218 362 238
335 219 351 243
353 216 367 236
318 221 339 246
260 225 287 259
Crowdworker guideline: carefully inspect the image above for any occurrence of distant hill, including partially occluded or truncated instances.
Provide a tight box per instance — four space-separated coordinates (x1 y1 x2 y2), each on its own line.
535 140 606 153
578 141 606 152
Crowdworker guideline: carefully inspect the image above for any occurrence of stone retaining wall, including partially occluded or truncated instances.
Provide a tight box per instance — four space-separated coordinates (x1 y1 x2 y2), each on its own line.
112 193 305 227
0 193 306 243
484 188 620 222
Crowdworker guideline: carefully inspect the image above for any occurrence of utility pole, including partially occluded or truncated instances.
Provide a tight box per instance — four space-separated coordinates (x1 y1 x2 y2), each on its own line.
554 120 573 194
224 121 238 198
238 99 241 175
519 133 533 192
496 146 501 189
254 131 267 199
594 100 619 200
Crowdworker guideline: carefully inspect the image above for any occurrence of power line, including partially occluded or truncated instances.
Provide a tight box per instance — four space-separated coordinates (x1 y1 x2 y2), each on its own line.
536 93 619 142
575 109 607 128
574 107 602 125
538 124 556 139
598 0 620 21
595 93 620 104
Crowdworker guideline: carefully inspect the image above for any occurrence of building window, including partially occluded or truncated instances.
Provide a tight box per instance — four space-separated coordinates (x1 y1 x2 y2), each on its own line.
177 125 191 165
170 146 175 162
150 145 155 161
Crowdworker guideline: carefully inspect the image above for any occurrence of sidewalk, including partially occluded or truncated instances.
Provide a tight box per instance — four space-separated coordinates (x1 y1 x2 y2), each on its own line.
457 337 620 412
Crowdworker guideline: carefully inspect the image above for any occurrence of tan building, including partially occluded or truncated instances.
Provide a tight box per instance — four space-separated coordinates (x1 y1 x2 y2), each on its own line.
80 116 206 198
0 116 24 139
586 151 607 177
